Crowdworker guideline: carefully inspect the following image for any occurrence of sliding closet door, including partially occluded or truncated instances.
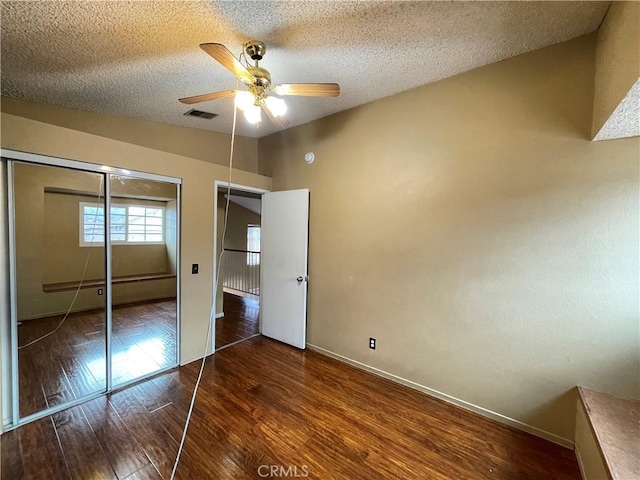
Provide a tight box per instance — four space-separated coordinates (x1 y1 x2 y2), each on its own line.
110 175 178 386
11 162 107 420
3 151 181 428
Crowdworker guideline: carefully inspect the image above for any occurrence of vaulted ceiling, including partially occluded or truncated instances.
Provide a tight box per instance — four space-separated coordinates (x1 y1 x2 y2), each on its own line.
1 1 609 138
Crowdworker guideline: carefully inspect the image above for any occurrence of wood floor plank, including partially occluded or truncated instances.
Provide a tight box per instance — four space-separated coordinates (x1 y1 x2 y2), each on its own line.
52 405 117 480
17 417 71 480
108 388 180 478
81 395 152 479
3 335 581 480
216 293 259 349
122 463 162 480
17 299 177 418
16 348 48 417
213 341 474 479
60 351 103 399
155 402 266 479
0 429 24 479
129 380 174 414
149 370 195 409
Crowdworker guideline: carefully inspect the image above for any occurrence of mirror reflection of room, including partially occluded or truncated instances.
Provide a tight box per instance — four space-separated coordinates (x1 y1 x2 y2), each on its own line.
13 163 178 420
109 176 178 386
215 189 261 350
14 163 107 419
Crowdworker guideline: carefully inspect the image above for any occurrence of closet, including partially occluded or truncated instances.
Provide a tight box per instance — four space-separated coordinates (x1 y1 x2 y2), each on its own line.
1 152 180 428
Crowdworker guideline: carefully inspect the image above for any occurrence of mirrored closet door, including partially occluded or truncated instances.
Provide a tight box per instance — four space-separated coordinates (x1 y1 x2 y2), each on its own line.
12 162 108 420
110 175 178 386
2 154 181 428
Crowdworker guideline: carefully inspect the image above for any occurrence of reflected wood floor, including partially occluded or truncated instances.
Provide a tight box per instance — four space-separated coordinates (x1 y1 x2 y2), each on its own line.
215 293 259 350
17 299 177 419
2 336 581 480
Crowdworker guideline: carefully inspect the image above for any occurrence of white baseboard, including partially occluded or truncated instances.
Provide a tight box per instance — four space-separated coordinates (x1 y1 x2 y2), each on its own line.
223 287 259 300
307 343 574 450
575 444 587 480
215 312 224 319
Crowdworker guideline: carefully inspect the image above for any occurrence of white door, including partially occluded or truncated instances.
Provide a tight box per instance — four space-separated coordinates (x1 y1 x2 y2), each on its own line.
260 189 309 349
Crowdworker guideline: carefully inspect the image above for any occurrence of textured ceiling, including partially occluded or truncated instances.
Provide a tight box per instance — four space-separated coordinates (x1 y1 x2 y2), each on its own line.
594 78 640 141
1 1 609 138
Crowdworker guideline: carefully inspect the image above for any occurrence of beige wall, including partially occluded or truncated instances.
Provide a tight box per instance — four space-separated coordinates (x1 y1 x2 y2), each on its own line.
592 1 640 138
1 108 271 369
0 97 265 176
260 34 640 444
13 164 106 319
166 199 178 275
222 196 261 251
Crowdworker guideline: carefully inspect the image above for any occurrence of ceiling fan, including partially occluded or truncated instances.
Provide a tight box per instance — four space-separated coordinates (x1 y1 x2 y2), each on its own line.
179 40 340 127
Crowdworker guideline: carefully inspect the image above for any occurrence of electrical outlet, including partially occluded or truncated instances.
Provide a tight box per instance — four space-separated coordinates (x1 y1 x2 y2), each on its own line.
97 288 103 295
192 264 199 274
369 337 376 349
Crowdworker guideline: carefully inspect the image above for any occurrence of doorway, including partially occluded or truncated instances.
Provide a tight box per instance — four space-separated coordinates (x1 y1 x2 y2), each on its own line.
1 151 181 429
214 182 266 351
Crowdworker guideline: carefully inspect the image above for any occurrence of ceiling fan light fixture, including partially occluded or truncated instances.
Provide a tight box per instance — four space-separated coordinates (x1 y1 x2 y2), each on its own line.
235 90 255 111
180 41 339 128
244 104 262 124
265 96 287 117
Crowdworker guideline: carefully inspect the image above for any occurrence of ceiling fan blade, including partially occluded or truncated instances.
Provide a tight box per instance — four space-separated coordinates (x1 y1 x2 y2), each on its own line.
261 103 290 128
273 83 340 97
200 43 255 84
179 90 236 105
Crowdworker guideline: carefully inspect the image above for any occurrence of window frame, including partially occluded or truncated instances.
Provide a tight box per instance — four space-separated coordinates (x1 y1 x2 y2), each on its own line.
79 201 166 247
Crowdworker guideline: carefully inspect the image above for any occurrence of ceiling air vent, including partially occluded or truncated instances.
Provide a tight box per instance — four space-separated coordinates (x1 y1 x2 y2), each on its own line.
184 108 218 120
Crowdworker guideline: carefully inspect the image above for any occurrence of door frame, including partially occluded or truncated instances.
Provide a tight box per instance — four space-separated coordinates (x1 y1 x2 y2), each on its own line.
1 149 182 432
212 180 269 353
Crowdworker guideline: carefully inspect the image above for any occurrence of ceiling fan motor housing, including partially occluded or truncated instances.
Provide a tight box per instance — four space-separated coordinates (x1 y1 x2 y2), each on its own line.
248 66 271 89
244 40 266 61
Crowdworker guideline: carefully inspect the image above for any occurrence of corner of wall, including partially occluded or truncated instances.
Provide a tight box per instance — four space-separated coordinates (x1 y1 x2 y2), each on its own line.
591 1 640 139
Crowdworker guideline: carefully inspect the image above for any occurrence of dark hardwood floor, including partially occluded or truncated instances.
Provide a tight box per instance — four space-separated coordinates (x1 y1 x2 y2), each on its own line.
215 293 259 350
17 299 177 418
2 336 581 480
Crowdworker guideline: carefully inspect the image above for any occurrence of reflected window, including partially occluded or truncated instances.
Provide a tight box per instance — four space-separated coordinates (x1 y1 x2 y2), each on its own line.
80 202 164 246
